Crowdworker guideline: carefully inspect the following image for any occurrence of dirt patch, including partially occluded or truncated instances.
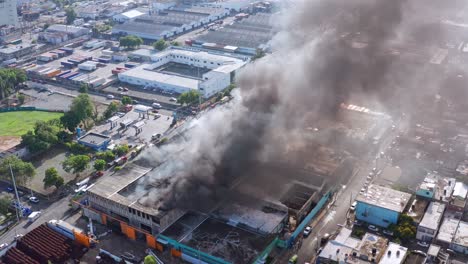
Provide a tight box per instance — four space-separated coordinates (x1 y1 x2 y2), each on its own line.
0 136 21 152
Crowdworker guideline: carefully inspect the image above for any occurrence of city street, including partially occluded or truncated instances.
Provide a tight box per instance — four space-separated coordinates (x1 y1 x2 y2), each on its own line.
294 119 401 263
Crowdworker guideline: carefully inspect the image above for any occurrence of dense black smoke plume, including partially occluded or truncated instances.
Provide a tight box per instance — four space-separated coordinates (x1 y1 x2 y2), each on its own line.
135 0 452 211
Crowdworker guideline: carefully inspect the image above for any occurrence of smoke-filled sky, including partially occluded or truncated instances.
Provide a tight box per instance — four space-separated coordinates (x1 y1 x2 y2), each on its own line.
134 0 461 211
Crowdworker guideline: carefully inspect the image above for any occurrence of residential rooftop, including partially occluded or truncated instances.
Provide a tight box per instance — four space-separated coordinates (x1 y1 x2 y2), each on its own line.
379 242 408 264
318 240 356 263
407 198 429 224
356 184 412 213
452 220 468 248
417 174 456 202
436 217 460 244
358 233 388 262
419 202 445 230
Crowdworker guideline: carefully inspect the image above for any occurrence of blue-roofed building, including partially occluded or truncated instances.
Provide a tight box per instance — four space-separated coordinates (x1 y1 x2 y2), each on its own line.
77 132 111 151
355 185 412 228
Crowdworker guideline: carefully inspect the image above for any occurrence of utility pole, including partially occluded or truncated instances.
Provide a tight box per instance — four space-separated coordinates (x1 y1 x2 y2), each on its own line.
9 164 21 221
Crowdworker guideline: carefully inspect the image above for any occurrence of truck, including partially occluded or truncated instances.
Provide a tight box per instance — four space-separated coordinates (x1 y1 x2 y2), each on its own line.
78 63 96 71
28 211 41 223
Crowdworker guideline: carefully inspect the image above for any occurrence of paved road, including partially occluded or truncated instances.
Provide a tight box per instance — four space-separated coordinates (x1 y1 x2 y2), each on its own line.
0 193 77 245
295 119 401 263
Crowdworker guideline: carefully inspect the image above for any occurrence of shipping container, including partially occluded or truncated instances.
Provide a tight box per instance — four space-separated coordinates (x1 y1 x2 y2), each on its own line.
98 58 110 63
58 47 74 54
37 54 53 62
61 61 75 68
37 67 52 74
59 72 76 79
102 50 113 56
65 72 81 79
45 69 61 78
72 75 90 82
69 73 84 80
9 39 22 45
57 70 71 77
89 77 105 87
78 63 96 71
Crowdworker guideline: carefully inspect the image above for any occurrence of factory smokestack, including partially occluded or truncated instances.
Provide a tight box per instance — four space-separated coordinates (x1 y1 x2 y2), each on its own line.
135 0 447 211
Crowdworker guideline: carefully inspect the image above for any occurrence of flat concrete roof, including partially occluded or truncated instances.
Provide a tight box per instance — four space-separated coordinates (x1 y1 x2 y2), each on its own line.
379 242 408 264
436 217 460 244
356 184 411 213
419 202 445 230
119 64 200 90
87 164 162 216
78 132 111 146
453 221 468 248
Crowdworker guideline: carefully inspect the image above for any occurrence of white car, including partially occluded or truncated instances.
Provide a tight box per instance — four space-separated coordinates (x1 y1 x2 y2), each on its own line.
417 241 430 248
106 94 114 99
169 97 177 102
29 196 39 203
0 243 8 250
303 226 312 237
152 102 162 109
368 225 379 232
350 201 357 211
383 229 394 236
14 234 23 241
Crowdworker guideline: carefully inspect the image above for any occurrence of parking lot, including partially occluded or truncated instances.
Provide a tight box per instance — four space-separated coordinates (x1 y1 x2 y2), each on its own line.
34 45 134 84
102 85 179 107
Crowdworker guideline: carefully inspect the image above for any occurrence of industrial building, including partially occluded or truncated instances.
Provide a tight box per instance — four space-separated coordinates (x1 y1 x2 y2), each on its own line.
85 164 185 237
113 9 147 23
118 47 248 98
355 184 412 228
112 6 229 41
193 13 275 55
416 202 445 242
0 44 35 60
0 0 18 26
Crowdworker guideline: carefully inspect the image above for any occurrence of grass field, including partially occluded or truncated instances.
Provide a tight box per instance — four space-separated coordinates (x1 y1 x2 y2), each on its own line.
0 111 63 136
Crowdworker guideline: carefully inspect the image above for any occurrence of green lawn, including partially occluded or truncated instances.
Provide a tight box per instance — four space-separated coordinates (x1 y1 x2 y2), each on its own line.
0 111 63 136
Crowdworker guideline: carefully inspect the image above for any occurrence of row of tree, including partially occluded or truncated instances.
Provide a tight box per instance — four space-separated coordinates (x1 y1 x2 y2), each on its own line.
177 90 200 106
0 68 27 100
119 35 144 49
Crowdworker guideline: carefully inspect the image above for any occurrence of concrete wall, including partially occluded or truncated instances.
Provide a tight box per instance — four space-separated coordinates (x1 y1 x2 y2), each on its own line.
355 202 400 228
199 70 229 98
416 226 436 242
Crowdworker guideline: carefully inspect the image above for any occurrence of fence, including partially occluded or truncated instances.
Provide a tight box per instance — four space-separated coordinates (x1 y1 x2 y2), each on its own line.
0 106 64 113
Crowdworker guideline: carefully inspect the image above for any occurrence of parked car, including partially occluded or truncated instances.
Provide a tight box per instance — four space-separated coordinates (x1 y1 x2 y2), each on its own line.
169 97 177 102
0 243 8 250
350 201 357 211
152 102 162 109
383 229 394 236
417 241 430 248
29 196 39 203
13 234 23 241
354 220 363 226
28 211 41 223
368 225 379 232
303 226 312 237
106 94 114 99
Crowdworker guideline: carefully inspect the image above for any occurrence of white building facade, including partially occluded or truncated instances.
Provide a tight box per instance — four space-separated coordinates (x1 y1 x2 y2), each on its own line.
118 47 248 98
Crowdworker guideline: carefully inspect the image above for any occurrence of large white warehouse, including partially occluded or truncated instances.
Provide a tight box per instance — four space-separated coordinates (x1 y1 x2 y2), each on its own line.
118 47 249 98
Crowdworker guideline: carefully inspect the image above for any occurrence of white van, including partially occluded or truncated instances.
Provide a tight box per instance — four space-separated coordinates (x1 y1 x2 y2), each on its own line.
28 211 41 223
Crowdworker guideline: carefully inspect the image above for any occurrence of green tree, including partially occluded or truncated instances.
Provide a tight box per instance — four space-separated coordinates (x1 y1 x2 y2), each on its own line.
60 94 95 131
79 83 89 93
144 255 157 264
119 35 143 49
178 90 200 106
0 196 11 215
65 8 76 25
94 159 106 171
17 93 25 104
21 120 60 154
0 156 35 185
0 68 27 100
96 150 115 162
43 167 64 189
152 39 168 51
113 144 129 156
62 154 90 175
252 49 266 60
170 41 180 46
121 96 132 105
395 214 416 243
103 101 120 119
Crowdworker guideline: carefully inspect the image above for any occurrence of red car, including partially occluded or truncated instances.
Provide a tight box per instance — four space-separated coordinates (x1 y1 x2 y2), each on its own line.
94 171 104 177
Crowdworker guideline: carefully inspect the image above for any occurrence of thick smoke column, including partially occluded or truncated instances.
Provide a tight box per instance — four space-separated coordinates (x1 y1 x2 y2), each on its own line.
135 0 438 211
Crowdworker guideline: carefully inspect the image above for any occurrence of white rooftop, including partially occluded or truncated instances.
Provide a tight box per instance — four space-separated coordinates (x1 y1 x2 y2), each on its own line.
453 182 468 199
151 48 247 66
334 228 361 249
378 242 407 264
318 240 355 263
453 221 468 248
119 64 200 90
427 244 440 257
356 184 412 213
419 202 445 230
120 9 145 19
436 217 460 244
